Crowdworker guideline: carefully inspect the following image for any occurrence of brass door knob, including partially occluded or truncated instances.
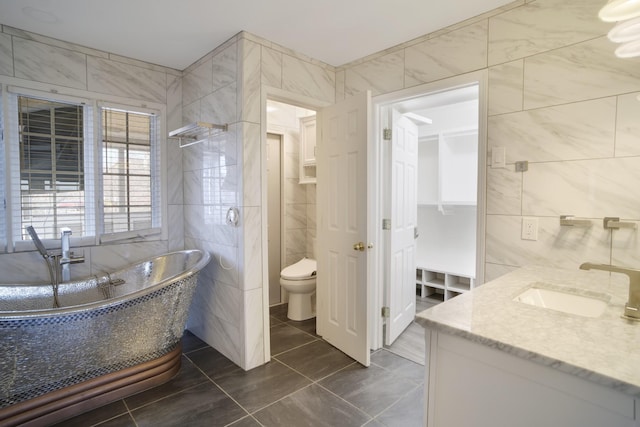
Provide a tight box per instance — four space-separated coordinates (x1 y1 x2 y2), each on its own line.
353 242 365 251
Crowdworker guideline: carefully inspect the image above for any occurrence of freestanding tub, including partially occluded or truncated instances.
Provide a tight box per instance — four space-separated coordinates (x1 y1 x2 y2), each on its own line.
0 249 210 427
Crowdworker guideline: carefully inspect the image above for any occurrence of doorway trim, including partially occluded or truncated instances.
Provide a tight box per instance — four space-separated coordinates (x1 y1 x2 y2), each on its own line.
260 86 330 363
370 70 488 350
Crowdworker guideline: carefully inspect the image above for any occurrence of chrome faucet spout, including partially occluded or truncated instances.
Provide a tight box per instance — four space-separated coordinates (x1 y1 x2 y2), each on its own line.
580 262 640 320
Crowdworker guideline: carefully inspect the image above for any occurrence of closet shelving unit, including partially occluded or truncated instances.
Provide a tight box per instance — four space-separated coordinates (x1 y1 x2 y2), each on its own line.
416 127 478 301
169 121 228 148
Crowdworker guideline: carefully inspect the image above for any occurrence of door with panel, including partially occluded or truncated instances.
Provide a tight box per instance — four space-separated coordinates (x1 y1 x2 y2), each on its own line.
317 91 371 367
385 110 418 345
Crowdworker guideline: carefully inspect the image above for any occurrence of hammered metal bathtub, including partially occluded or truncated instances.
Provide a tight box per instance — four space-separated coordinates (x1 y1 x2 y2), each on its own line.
0 249 210 427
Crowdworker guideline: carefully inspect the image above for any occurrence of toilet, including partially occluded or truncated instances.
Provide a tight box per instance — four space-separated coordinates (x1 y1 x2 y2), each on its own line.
280 257 317 321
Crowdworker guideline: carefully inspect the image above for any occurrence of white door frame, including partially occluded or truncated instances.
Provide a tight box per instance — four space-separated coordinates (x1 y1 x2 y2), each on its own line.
370 70 488 350
260 86 331 363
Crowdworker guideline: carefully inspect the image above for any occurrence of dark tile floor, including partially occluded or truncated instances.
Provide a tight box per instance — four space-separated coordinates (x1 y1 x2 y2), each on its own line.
55 305 424 427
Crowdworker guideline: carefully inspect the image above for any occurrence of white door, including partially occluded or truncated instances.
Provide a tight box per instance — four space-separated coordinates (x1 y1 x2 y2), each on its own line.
385 110 418 345
317 91 371 367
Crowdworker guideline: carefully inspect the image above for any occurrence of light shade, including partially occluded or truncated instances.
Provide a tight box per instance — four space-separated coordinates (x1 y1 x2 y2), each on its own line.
599 0 640 22
608 16 640 41
615 38 640 57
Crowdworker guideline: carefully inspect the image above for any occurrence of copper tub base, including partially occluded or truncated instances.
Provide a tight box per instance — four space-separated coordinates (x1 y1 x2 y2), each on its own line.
0 344 182 427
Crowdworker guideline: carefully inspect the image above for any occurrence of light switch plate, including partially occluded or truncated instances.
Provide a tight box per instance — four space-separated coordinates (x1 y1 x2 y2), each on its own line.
492 147 506 169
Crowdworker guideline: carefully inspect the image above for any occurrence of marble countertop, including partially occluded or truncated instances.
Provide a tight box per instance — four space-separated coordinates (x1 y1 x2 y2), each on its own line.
415 265 640 398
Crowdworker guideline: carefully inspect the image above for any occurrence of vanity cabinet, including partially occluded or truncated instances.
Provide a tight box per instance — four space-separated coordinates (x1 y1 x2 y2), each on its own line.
423 331 637 427
299 116 316 184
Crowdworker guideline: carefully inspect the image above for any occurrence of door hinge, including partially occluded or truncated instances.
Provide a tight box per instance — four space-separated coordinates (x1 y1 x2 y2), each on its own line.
381 306 390 318
382 219 391 230
383 128 392 140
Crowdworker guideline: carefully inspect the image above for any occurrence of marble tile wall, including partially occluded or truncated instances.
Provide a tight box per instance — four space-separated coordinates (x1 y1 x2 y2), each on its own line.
180 36 244 364
335 0 640 283
0 25 181 283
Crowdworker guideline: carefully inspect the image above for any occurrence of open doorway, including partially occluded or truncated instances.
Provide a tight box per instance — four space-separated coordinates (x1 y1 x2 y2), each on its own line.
265 99 318 356
375 81 486 362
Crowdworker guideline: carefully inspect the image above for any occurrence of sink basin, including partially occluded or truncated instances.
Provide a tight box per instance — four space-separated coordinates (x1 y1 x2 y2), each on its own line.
514 287 607 318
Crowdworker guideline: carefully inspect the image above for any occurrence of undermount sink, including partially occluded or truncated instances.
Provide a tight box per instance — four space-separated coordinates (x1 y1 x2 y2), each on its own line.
514 286 608 318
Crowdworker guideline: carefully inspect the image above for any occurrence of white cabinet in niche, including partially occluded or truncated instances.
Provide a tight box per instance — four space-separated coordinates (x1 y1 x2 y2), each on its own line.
299 115 316 184
416 267 475 301
417 128 478 210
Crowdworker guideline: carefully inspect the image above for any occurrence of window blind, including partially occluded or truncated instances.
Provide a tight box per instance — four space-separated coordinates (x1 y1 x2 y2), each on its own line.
101 108 153 234
17 96 85 240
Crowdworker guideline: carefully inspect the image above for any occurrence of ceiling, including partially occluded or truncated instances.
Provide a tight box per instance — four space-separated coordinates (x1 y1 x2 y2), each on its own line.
0 0 514 70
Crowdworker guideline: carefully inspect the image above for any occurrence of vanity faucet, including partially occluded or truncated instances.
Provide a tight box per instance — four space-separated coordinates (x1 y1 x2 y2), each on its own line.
60 228 84 282
579 262 640 320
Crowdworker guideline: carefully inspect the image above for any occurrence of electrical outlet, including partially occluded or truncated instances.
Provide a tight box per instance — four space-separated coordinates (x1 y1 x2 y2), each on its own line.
522 217 538 241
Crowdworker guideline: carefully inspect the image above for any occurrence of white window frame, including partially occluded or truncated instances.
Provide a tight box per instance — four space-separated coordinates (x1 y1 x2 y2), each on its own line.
0 84 168 253
97 102 163 244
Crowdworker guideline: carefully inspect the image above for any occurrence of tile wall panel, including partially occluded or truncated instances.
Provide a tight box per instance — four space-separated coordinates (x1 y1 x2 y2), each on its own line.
242 122 262 207
242 206 262 291
213 43 237 93
87 56 167 103
486 168 522 216
167 75 184 205
201 82 238 125
612 222 640 267
335 69 346 102
522 157 640 219
488 0 609 65
405 21 488 87
615 92 640 157
14 38 87 89
488 98 616 163
345 51 404 97
243 288 266 369
0 33 13 76
523 37 640 109
182 58 212 106
240 40 261 124
262 46 282 88
488 60 523 116
486 215 611 269
167 205 185 251
282 54 335 103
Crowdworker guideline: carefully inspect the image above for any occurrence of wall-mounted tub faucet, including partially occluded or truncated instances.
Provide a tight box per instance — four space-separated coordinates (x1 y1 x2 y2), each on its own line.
59 228 84 283
26 226 85 308
580 262 640 320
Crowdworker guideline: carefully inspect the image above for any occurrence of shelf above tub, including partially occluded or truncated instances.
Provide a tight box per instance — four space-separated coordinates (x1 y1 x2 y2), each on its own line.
169 121 228 148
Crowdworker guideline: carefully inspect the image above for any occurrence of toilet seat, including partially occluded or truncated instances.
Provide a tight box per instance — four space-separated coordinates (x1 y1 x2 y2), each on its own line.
281 258 316 280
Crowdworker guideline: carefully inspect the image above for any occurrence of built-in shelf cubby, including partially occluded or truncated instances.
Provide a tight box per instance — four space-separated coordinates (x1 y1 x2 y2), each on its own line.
416 267 476 301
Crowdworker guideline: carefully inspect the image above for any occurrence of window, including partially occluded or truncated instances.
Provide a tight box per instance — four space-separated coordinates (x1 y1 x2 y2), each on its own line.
18 96 85 240
101 108 154 235
2 88 163 249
